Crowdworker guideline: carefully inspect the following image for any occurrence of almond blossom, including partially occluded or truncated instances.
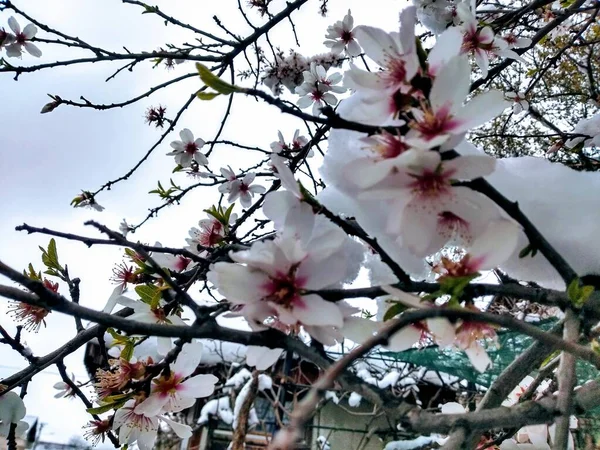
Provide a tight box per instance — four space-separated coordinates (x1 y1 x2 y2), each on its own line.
506 91 529 114
503 33 533 51
323 9 361 57
119 218 132 237
246 346 284 370
185 216 226 254
208 232 352 331
296 63 345 116
219 168 266 208
263 155 315 242
119 297 187 355
135 342 218 416
408 56 508 149
381 286 456 350
0 391 28 437
433 220 520 371
413 0 453 34
359 150 499 257
270 129 310 155
344 7 420 122
5 17 42 58
457 3 495 77
151 244 195 273
0 27 15 49
113 399 192 450
53 374 76 399
166 128 208 168
341 132 433 190
565 112 600 149
433 219 520 279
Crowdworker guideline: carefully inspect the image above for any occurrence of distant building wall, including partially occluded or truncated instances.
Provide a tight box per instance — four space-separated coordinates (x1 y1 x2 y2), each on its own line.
311 401 392 450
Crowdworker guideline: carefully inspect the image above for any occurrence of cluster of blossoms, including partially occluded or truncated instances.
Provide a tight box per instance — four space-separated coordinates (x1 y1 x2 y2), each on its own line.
295 63 346 116
3 4 578 449
208 153 365 345
270 129 310 156
313 6 524 370
219 167 266 208
261 49 344 95
0 17 42 58
87 341 217 449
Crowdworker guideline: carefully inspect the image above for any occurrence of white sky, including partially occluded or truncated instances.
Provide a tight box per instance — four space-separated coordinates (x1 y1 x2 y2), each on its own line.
0 0 405 445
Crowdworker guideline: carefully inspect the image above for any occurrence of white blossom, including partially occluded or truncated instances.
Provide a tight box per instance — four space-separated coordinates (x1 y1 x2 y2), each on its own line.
4 17 42 58
167 129 208 168
296 63 345 116
324 9 361 57
135 342 218 416
219 168 266 207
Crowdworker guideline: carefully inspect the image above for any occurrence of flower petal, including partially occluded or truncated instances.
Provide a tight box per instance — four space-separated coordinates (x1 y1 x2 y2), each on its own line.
180 374 218 398
172 341 204 377
293 294 344 327
246 346 283 370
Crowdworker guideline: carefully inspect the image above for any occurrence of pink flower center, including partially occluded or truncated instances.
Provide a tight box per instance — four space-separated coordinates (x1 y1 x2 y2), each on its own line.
409 168 453 199
263 265 306 309
185 142 198 155
371 134 409 159
437 211 470 240
504 34 517 46
455 319 496 348
340 30 353 44
153 372 183 396
15 32 27 45
384 58 408 89
123 407 156 431
413 104 460 140
462 30 493 53
152 307 167 323
175 256 192 271
311 90 325 102
199 224 223 247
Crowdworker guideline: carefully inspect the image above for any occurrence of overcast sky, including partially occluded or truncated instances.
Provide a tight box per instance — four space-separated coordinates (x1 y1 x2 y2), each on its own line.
0 0 402 445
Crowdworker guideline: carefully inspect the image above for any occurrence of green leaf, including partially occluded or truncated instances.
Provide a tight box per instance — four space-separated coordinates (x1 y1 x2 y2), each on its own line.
196 63 243 95
541 350 560 368
142 5 158 14
172 164 183 173
121 342 134 362
135 284 162 306
24 264 42 281
567 278 580 302
86 403 120 415
197 91 221 101
39 239 63 272
106 328 129 345
383 302 408 321
566 278 595 307
439 273 480 299
48 239 59 266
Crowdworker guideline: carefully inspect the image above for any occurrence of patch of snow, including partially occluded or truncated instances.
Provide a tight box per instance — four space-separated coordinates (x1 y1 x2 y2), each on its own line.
197 396 233 425
325 391 339 404
383 436 436 450
348 392 362 407
224 368 252 391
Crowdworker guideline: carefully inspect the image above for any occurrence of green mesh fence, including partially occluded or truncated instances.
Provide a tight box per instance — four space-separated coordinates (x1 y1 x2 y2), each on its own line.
379 319 599 389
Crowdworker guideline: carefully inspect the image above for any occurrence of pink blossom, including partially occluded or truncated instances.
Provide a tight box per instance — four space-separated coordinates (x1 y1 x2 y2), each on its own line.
135 342 217 416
